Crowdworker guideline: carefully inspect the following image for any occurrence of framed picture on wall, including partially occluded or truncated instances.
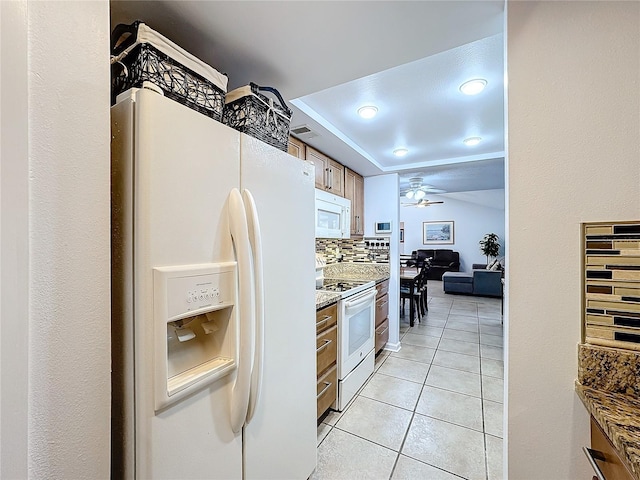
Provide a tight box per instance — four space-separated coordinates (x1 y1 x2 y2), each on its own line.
400 228 404 243
423 221 454 245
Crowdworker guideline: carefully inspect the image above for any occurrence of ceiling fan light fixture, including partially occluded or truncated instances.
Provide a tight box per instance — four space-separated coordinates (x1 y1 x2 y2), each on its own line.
357 105 378 119
463 136 482 146
405 190 414 200
414 190 426 200
460 78 487 95
393 148 408 157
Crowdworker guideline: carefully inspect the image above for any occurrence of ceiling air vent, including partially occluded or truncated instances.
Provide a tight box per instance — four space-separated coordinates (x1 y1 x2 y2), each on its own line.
290 124 318 140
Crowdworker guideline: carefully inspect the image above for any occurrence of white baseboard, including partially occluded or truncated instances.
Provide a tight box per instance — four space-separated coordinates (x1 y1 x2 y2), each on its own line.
383 341 401 353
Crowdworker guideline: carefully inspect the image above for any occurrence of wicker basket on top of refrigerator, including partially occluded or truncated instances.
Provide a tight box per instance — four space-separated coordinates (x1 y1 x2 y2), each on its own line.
110 21 228 121
222 83 292 152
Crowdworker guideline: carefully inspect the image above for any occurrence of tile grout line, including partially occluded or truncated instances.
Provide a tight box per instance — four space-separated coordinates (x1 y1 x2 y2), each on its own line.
388 299 451 479
315 288 503 480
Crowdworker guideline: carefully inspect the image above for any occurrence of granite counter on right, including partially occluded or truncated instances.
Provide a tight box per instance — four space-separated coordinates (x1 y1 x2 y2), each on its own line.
576 343 640 480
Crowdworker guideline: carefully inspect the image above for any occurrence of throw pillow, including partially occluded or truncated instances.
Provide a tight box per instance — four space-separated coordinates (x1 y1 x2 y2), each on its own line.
489 261 500 271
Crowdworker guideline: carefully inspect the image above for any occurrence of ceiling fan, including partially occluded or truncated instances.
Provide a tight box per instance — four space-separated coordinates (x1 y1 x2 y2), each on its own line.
403 198 444 208
401 177 446 200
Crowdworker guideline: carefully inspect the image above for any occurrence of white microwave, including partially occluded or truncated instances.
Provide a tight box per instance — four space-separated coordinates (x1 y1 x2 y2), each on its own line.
315 189 351 239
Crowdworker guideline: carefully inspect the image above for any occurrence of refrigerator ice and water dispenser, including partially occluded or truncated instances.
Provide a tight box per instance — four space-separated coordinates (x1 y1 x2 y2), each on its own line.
153 262 238 411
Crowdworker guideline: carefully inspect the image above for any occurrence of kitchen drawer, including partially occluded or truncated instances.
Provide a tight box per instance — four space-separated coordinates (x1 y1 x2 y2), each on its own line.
375 318 389 354
587 417 634 480
375 293 389 327
376 279 389 298
316 303 338 335
316 325 337 377
317 365 337 420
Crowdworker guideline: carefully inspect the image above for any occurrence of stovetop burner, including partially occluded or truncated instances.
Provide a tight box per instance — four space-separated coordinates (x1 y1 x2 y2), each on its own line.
317 280 367 292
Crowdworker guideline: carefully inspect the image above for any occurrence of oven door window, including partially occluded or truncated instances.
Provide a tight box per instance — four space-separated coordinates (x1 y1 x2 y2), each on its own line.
348 308 372 357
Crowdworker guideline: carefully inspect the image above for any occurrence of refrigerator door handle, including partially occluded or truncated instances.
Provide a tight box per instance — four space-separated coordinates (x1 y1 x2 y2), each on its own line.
228 188 255 433
242 189 264 425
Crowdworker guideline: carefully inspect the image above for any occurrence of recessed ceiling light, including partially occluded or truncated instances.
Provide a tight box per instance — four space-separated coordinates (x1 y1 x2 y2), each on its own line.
463 137 482 146
393 148 408 157
460 79 487 95
357 105 378 119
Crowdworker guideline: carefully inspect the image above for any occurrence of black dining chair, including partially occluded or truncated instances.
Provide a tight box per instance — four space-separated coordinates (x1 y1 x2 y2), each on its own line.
417 263 430 316
400 264 429 323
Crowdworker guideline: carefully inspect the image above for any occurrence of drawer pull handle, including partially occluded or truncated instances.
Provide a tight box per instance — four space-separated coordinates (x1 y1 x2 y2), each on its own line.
378 300 388 308
316 339 332 353
316 315 332 329
377 326 389 336
317 381 332 399
583 447 606 480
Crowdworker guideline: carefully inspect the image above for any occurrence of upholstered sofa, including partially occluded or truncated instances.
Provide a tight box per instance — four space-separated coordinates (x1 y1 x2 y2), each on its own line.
407 249 460 280
442 268 503 297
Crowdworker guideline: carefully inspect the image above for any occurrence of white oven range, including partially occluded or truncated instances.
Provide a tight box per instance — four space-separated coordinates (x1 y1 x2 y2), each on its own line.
317 279 376 411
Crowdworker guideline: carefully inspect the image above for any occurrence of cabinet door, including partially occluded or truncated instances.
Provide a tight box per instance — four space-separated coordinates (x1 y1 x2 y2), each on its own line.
375 318 389 354
345 168 364 235
327 158 344 197
317 366 337 419
589 417 635 480
305 146 328 190
287 136 305 159
344 168 357 235
375 293 389 327
354 171 364 235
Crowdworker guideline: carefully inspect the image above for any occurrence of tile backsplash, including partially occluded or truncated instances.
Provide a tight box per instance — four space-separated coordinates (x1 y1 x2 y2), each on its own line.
316 238 389 264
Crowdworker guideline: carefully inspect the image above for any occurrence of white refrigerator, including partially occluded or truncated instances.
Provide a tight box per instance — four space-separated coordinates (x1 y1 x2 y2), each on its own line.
111 88 317 479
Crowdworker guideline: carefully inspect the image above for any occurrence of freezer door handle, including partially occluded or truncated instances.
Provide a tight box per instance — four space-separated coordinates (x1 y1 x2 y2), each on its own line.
228 188 255 434
242 189 264 425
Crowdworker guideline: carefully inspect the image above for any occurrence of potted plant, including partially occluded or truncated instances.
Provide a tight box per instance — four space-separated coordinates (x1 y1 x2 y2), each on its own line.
479 233 500 267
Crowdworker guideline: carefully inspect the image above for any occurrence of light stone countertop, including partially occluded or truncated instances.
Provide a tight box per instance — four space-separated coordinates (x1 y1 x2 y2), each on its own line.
315 290 340 311
315 262 390 310
576 343 640 479
324 262 390 284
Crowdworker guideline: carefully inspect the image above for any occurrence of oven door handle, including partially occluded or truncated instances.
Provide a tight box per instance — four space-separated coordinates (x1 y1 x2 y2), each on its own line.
344 290 376 314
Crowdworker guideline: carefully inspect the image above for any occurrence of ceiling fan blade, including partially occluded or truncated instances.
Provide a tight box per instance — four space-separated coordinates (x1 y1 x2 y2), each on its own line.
424 201 444 205
423 188 446 194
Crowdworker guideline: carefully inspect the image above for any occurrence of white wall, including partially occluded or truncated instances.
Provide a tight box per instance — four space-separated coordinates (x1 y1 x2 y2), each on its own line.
1 1 111 477
364 174 401 350
507 2 640 479
401 190 505 271
1 2 29 477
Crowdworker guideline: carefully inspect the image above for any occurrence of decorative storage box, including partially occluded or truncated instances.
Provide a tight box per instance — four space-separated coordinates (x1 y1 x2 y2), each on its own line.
110 21 228 120
582 221 640 351
222 83 292 152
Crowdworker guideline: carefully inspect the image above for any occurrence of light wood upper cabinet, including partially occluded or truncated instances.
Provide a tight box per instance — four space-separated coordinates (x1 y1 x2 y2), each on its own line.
345 167 364 236
305 146 328 191
306 146 344 196
327 158 344 197
287 136 305 160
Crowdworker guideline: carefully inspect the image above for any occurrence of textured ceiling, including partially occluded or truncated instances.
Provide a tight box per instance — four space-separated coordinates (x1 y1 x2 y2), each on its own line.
398 158 505 195
293 34 504 172
110 0 506 195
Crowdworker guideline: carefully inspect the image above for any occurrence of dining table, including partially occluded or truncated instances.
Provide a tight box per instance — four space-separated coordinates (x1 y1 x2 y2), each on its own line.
400 266 420 327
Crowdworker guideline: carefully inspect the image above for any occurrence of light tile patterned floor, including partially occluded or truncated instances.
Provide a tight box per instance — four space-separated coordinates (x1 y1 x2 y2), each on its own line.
311 281 504 480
